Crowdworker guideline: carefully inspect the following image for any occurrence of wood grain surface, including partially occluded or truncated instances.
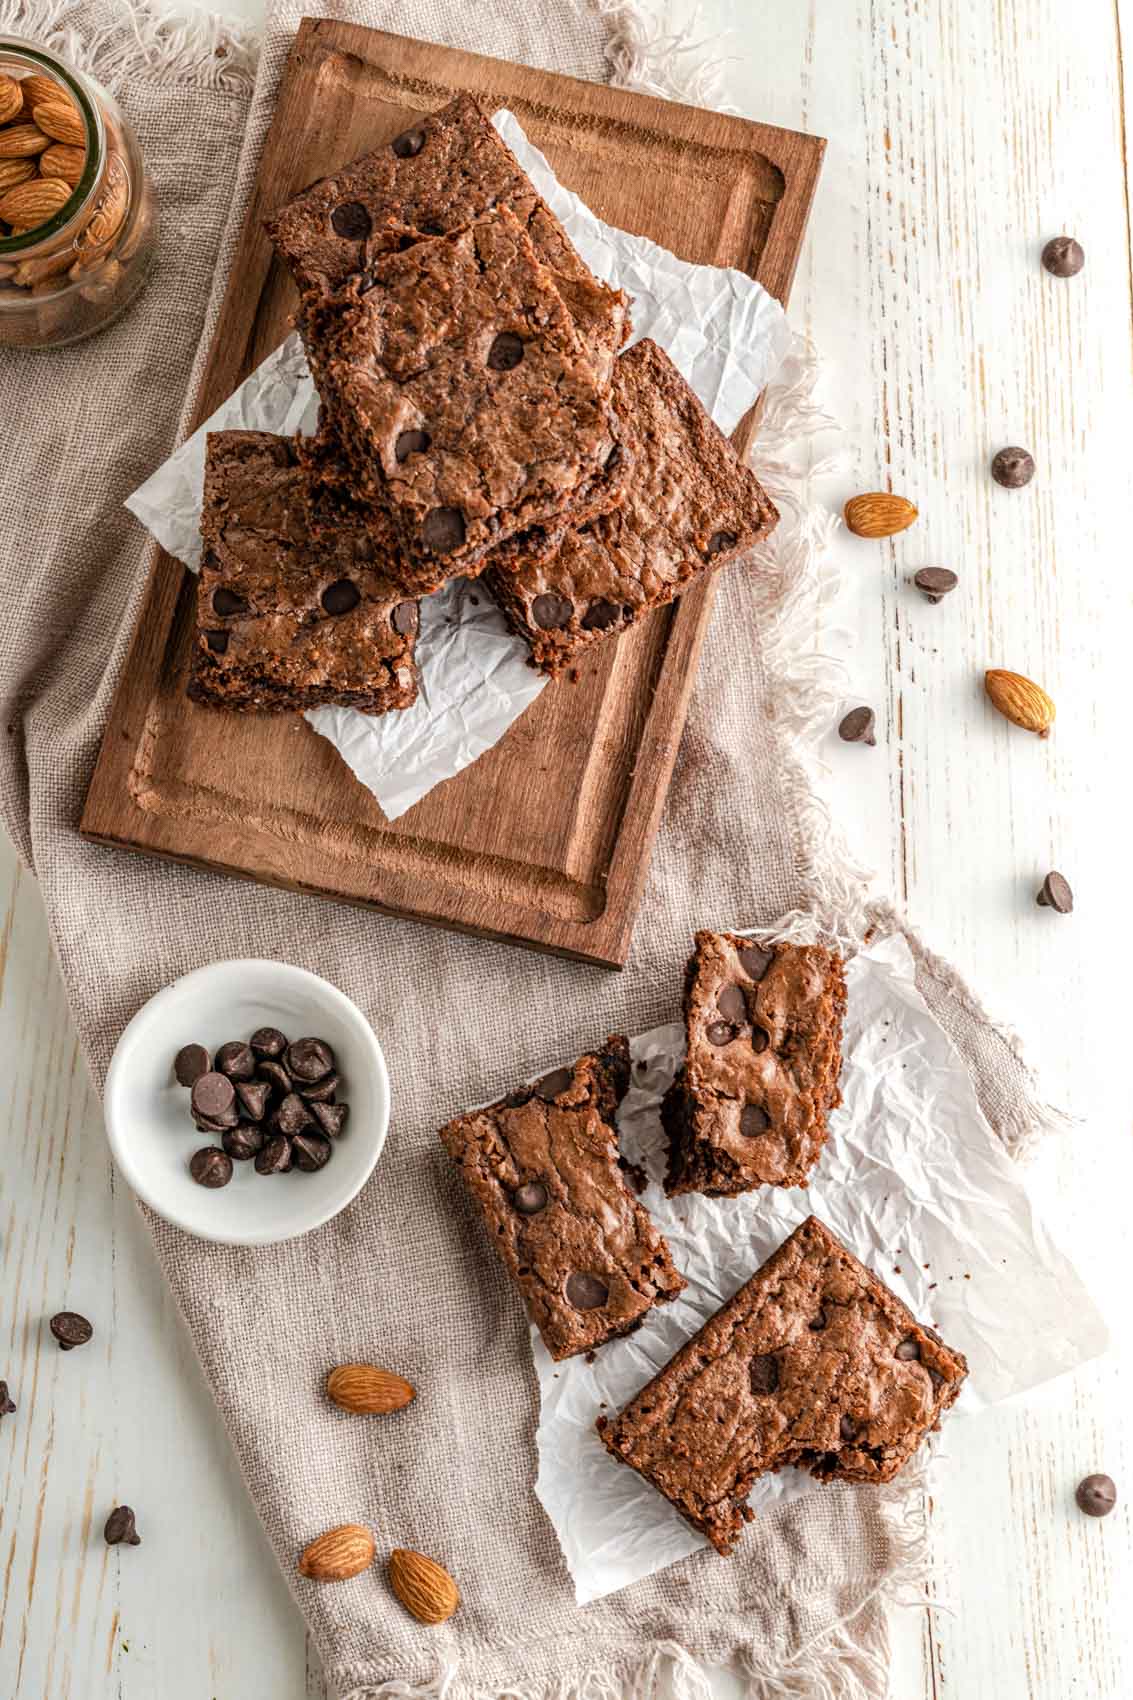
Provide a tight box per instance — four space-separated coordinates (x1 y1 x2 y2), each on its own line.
79 20 824 968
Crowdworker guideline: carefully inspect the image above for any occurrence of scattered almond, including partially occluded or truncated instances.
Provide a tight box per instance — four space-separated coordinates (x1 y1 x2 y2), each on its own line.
0 73 24 126
327 1364 417 1415
18 74 63 110
388 1549 460 1625
0 122 51 159
0 174 72 228
984 669 1055 738
31 95 85 148
297 1523 376 1582
39 143 86 186
844 492 918 539
0 157 36 191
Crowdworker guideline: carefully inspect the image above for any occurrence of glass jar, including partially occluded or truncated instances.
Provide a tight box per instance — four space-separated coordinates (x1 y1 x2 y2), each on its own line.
0 37 158 349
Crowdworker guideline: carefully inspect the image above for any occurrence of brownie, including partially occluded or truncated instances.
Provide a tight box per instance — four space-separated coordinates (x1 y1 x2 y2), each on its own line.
487 340 780 674
265 92 629 383
661 931 846 1196
598 1215 968 1554
188 431 420 714
439 1037 685 1361
305 209 628 593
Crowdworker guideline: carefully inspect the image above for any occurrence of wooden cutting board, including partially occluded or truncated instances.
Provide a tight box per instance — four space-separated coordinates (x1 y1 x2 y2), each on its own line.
80 20 824 967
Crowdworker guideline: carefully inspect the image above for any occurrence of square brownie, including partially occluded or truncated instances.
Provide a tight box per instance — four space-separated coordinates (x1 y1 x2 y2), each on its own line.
439 1037 685 1361
486 339 780 674
661 931 846 1196
265 92 629 383
598 1215 968 1554
305 208 628 593
188 431 420 714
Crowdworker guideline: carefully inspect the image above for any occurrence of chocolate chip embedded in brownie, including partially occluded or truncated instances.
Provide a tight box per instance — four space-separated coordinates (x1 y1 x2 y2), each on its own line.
264 92 629 384
661 930 846 1196
598 1214 967 1554
188 431 419 714
439 1036 685 1361
485 339 779 675
305 209 629 593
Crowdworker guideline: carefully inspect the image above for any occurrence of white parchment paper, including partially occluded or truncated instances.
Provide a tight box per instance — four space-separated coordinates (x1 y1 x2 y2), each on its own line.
125 113 791 820
534 934 1108 1606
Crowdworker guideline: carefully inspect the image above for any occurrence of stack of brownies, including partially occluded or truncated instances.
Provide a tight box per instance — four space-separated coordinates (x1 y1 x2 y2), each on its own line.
187 94 780 714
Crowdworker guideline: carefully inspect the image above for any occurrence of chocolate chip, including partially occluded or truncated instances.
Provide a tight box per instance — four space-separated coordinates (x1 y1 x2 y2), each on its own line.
422 506 465 554
222 1124 264 1161
487 331 524 371
215 1040 256 1080
310 1100 348 1138
204 630 229 654
895 1337 921 1361
535 1066 573 1102
299 1071 339 1103
292 1131 332 1172
50 1311 92 1351
212 587 247 617
191 1071 235 1120
740 1104 771 1135
234 1079 270 1121
838 706 876 745
255 1135 292 1175
391 127 425 159
991 446 1035 488
750 1354 779 1394
1042 235 1084 278
321 578 360 615
839 1415 857 1441
174 1044 210 1087
513 1181 549 1215
739 944 774 982
189 1147 233 1188
605 442 623 472
286 1038 335 1082
1075 1473 1117 1518
717 984 747 1023
418 220 444 236
193 1103 239 1132
532 593 573 630
1036 870 1073 913
809 1309 828 1331
274 1092 314 1136
258 1058 292 1095
250 1027 287 1059
913 567 958 604
565 1272 608 1311
581 600 620 632
331 200 372 240
750 1026 770 1054
706 1022 735 1046
391 601 418 635
104 1505 141 1547
395 428 431 462
705 529 737 558
0 1380 14 1418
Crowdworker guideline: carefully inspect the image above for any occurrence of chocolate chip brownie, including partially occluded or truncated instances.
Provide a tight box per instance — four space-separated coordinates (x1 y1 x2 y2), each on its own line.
439 1037 685 1361
486 340 780 674
598 1215 967 1554
189 431 419 714
661 931 846 1196
265 92 628 384
305 209 628 593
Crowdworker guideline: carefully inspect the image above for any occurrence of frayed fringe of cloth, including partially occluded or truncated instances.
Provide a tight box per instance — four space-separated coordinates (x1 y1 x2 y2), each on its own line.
0 0 258 93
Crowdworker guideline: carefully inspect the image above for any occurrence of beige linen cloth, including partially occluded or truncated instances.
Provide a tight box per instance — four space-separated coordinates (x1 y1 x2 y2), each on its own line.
0 0 1063 1694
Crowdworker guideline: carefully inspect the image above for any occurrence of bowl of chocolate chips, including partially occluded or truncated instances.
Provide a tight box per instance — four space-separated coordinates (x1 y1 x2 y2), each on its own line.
104 960 389 1244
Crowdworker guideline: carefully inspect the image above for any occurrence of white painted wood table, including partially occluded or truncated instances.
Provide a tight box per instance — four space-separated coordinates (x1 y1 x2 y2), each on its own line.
3 0 1132 1694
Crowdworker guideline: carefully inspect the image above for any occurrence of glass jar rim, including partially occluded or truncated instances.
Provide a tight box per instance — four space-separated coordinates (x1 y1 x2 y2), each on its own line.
0 37 105 257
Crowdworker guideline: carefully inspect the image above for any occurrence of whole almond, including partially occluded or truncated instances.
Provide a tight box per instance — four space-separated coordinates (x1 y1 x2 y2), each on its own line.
75 151 128 257
327 1364 416 1415
0 123 51 159
31 96 85 148
0 174 72 228
984 669 1055 738
298 1523 376 1582
388 1549 460 1625
19 74 64 109
844 492 918 539
0 73 24 125
39 143 86 186
0 158 36 192
14 245 74 288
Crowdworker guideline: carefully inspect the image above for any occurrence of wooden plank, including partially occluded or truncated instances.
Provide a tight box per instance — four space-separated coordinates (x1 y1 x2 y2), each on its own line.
80 20 825 968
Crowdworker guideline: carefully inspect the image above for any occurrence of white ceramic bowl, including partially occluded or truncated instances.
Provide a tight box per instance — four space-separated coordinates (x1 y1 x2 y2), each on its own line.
104 959 389 1246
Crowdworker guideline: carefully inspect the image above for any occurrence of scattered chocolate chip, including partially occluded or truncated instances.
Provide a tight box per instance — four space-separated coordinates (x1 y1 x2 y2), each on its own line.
535 1067 573 1102
321 578 361 615
258 1058 292 1095
50 1311 93 1351
391 127 425 159
740 1104 771 1136
222 1124 264 1161
706 1022 735 1046
809 1309 828 1332
1075 1473 1117 1518
750 1026 770 1054
190 1146 233 1189
191 1071 236 1121
0 1380 16 1417
839 706 876 745
392 601 418 636
299 1071 339 1103
173 1044 210 1088
717 984 747 1023
532 592 573 630
422 506 465 554
250 1027 287 1059
212 587 247 617
234 1079 271 1121
1036 870 1073 913
255 1135 292 1175
274 1092 314 1136
215 1040 256 1080
839 1415 857 1442
286 1038 335 1083
895 1337 921 1361
331 200 372 240
513 1181 549 1215
565 1272 609 1311
104 1506 141 1547
750 1354 779 1394
739 944 774 982
581 599 620 632
705 529 737 558
292 1131 333 1172
204 630 229 654
913 567 958 604
1042 235 1085 278
310 1100 348 1138
487 331 524 371
395 428 431 463
991 446 1035 488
